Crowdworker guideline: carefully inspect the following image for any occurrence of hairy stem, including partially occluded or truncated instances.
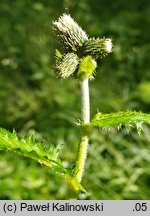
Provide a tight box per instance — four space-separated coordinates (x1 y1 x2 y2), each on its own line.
81 78 90 124
75 77 90 182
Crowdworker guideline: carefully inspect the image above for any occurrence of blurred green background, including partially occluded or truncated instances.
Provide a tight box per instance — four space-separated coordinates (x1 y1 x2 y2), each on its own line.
0 0 150 199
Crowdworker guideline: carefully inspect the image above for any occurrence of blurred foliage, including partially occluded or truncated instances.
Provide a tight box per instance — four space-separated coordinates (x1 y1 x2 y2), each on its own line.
0 0 150 199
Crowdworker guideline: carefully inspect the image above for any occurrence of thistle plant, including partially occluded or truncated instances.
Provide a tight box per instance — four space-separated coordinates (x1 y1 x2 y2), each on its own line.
0 13 150 199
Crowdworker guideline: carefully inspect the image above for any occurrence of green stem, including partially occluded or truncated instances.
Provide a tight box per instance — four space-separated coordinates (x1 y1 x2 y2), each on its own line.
75 77 90 182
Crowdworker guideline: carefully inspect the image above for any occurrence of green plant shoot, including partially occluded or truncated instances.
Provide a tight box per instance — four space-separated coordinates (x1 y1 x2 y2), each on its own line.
0 13 150 199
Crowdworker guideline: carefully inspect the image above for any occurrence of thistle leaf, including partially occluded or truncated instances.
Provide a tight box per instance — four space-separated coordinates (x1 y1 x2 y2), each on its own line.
0 128 86 194
89 111 150 135
77 55 97 79
0 128 66 174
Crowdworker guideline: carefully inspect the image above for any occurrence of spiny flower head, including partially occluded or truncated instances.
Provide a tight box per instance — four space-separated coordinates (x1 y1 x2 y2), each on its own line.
81 38 113 58
52 13 113 79
53 13 88 52
55 53 79 79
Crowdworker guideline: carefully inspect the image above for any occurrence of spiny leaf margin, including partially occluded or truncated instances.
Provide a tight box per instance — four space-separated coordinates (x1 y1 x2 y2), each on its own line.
89 111 150 134
0 127 66 174
0 127 86 194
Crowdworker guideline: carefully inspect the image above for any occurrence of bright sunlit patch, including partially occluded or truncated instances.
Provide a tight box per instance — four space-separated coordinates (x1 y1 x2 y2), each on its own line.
105 39 112 53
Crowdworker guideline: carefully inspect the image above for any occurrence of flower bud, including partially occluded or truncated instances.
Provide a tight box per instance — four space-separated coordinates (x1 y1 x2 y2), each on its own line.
81 38 113 58
52 13 88 52
55 53 79 79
